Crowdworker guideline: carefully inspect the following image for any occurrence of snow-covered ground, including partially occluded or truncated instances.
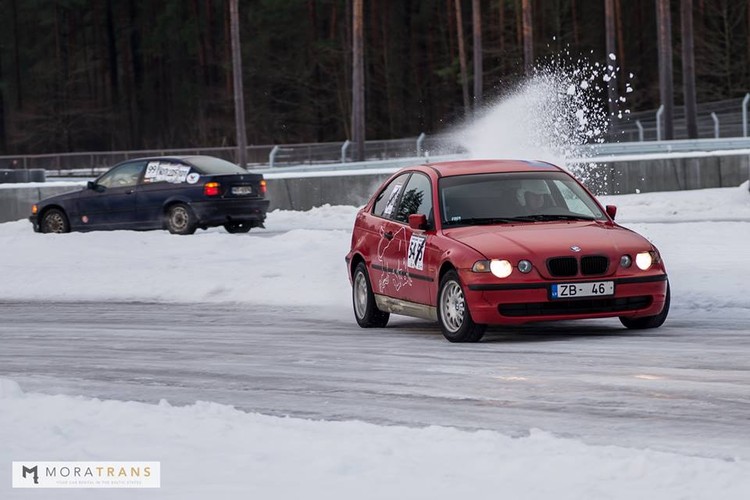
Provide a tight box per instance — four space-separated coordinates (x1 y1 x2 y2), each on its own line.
1 183 749 499
0 183 748 311
2 378 748 500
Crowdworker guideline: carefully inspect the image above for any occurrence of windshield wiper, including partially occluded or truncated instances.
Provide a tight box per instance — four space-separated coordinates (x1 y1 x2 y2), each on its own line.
524 214 597 221
443 216 537 226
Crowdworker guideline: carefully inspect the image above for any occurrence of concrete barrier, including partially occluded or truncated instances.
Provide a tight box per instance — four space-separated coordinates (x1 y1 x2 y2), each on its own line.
0 184 84 224
577 154 749 195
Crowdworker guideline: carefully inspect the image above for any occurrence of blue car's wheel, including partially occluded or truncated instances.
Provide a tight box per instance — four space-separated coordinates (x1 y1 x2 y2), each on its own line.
224 222 252 233
166 204 197 235
41 208 70 234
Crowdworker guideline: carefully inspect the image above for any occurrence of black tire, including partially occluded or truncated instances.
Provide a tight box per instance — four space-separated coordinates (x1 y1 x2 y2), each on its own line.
223 222 253 233
352 262 390 328
620 282 671 329
40 208 70 234
437 270 486 343
166 203 197 235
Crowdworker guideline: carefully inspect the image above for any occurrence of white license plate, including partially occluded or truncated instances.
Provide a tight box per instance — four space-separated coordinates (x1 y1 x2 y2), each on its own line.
551 281 614 299
232 186 253 195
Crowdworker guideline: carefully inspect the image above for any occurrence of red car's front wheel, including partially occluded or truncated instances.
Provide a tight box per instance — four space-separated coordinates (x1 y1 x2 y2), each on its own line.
437 271 486 342
620 282 671 329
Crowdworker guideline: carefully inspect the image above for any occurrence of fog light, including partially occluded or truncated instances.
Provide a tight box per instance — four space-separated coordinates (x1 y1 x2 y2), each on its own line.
518 260 533 273
620 255 632 268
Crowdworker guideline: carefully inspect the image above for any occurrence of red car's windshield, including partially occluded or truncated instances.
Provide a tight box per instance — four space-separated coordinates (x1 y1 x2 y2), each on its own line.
439 172 606 227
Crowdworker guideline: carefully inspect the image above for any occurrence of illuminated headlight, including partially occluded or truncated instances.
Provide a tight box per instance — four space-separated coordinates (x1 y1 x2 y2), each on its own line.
472 259 515 278
635 251 653 270
620 255 632 268
490 259 513 278
518 260 533 273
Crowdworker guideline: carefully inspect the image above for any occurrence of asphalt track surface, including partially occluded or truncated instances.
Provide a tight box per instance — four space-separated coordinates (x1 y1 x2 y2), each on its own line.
1 301 748 460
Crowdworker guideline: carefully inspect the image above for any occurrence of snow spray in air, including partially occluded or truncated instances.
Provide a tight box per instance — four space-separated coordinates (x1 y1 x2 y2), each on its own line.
455 52 632 193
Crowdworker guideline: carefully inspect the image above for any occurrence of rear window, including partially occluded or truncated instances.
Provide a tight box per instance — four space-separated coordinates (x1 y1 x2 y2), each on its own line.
187 157 246 175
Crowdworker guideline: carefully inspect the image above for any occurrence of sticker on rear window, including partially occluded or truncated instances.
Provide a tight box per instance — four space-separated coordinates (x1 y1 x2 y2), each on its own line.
186 173 200 184
407 234 426 271
144 161 191 184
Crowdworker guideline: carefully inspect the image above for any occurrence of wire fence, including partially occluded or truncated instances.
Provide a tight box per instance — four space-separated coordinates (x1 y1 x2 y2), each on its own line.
0 135 465 175
3 97 750 175
610 97 749 142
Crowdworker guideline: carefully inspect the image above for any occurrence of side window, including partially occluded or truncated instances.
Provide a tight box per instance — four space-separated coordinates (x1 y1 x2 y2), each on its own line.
394 173 433 223
142 160 193 185
372 173 410 218
97 161 146 188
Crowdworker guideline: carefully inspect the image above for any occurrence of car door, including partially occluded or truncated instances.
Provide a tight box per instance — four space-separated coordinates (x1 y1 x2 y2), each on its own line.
77 161 146 229
388 172 436 305
135 160 195 227
366 173 411 298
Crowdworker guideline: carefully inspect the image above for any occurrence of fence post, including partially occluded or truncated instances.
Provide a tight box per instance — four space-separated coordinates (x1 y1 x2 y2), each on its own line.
341 140 351 163
711 112 719 138
635 120 644 142
656 105 664 141
743 94 750 137
416 132 426 156
269 145 280 168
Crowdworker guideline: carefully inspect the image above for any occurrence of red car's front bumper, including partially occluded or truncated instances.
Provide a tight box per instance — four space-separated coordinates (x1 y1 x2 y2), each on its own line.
461 271 669 325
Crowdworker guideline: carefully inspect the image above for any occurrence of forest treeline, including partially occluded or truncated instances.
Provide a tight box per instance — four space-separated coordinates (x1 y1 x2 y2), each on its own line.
0 0 749 155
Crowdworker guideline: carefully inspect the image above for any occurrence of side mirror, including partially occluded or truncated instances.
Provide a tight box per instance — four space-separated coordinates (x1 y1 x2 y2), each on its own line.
408 214 428 230
606 205 617 220
88 181 105 192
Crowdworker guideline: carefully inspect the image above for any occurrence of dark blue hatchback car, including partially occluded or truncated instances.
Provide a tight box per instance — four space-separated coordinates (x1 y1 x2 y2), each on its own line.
30 155 270 234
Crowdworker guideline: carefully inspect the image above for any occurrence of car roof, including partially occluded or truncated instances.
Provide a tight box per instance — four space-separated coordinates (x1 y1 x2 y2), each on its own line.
416 159 564 177
122 155 212 164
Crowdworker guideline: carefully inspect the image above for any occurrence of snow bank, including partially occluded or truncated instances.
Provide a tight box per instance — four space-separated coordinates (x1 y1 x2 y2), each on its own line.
1 187 748 313
1 379 747 500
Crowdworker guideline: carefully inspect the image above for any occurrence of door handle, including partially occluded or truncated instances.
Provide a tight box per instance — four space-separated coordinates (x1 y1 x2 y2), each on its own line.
126 189 135 195
383 231 394 240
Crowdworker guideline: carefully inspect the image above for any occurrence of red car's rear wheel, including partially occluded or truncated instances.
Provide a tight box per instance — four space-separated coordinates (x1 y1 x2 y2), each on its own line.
352 263 389 328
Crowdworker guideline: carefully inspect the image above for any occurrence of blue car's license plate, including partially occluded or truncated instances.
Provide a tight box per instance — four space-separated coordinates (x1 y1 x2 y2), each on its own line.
232 186 253 195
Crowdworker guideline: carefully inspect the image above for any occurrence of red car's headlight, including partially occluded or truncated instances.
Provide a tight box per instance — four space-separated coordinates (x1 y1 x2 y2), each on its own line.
635 251 655 270
472 259 513 278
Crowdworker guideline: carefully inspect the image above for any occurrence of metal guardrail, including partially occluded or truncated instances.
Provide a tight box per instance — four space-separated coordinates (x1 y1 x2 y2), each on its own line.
578 137 750 156
0 134 465 174
3 101 750 176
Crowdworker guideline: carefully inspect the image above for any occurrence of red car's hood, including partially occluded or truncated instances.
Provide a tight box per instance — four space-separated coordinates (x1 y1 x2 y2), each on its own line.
443 221 652 259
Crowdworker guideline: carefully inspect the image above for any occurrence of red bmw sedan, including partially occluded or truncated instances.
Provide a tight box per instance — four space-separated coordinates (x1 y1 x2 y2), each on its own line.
345 159 670 342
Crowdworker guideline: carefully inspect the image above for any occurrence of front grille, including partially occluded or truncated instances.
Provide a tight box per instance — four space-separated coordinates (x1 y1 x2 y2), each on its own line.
499 296 652 317
581 256 609 275
547 257 578 277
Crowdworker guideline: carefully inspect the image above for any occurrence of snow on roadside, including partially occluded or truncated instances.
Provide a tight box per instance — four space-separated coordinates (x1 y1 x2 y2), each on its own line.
0 186 748 312
601 181 750 223
0 206 358 307
1 378 748 500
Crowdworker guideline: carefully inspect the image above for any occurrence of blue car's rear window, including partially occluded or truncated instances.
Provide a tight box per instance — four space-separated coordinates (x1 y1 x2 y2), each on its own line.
187 157 246 175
